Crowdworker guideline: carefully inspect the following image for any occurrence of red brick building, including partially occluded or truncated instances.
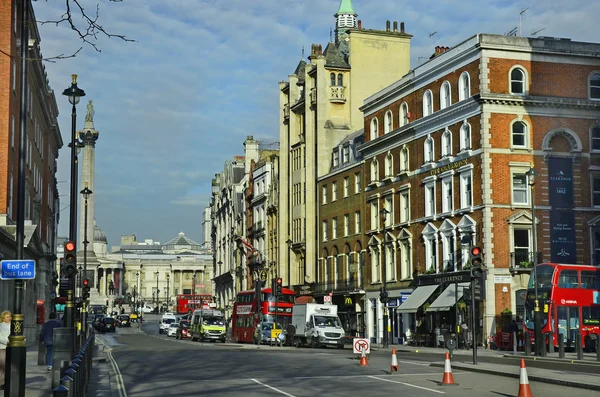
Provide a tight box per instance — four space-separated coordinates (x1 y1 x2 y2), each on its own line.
0 0 62 343
359 34 600 344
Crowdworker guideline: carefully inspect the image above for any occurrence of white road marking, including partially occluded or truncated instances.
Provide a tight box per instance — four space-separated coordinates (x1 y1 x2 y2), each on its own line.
368 375 446 394
105 345 128 397
251 378 297 397
397 359 433 366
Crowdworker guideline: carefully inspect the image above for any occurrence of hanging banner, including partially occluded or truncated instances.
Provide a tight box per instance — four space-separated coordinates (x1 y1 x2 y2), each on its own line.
550 210 577 264
548 157 574 209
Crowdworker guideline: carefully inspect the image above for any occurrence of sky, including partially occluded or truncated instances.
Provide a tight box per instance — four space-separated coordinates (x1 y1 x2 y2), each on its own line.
31 0 599 248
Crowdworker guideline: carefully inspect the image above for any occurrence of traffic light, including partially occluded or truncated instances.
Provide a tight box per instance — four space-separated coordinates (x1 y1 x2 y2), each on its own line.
82 278 90 300
276 277 283 297
64 240 77 276
470 246 483 279
379 287 389 303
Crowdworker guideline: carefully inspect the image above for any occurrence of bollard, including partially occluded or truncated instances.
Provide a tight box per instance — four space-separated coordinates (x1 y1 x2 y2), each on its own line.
53 384 69 397
60 375 74 397
558 336 565 359
540 333 547 357
596 334 600 362
72 358 82 396
547 333 552 354
513 332 517 355
576 333 584 360
524 332 531 356
66 366 77 397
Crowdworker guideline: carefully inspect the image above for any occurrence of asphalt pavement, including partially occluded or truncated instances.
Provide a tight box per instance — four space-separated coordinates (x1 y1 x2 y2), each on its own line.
88 315 600 397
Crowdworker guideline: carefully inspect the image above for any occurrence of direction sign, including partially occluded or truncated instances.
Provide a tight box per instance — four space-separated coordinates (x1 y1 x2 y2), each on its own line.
1 260 36 280
353 338 370 354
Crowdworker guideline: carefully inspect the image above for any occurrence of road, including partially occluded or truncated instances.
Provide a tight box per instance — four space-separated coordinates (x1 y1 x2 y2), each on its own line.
95 315 599 397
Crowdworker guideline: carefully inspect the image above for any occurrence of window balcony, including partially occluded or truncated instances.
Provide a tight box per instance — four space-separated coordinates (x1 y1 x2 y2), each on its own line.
329 86 346 103
509 251 542 274
313 278 363 294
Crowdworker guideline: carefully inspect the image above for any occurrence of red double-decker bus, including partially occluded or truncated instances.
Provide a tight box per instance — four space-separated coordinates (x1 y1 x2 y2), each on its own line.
176 294 212 314
231 287 295 344
524 263 600 351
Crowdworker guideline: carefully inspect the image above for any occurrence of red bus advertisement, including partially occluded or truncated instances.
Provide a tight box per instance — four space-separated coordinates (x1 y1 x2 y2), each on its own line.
176 294 212 314
524 263 600 351
231 287 295 343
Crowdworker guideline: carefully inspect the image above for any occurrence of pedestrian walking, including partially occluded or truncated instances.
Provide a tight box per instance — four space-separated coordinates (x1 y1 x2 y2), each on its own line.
460 320 469 349
0 310 12 390
40 312 63 371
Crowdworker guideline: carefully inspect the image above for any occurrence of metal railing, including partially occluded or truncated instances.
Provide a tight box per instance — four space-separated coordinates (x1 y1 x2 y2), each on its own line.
509 251 542 270
53 331 95 396
313 278 363 293
329 86 346 103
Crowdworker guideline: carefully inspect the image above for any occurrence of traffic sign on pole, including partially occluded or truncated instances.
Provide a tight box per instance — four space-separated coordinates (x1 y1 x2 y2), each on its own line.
1 260 36 280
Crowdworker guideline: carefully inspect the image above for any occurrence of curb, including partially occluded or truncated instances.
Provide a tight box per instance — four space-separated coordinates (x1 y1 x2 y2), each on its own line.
429 362 600 391
501 354 600 366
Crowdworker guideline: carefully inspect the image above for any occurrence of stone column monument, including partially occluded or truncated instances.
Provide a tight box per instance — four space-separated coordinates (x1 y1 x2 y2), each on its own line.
78 100 100 283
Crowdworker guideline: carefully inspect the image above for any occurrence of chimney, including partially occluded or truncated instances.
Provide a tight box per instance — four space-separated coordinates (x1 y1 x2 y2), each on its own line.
386 20 391 32
393 21 398 32
357 20 362 29
401 22 405 33
435 46 439 54
318 44 322 55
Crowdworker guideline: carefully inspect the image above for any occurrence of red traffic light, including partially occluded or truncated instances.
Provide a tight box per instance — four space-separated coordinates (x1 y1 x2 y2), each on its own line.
471 246 481 256
65 241 76 252
276 278 282 285
83 278 90 287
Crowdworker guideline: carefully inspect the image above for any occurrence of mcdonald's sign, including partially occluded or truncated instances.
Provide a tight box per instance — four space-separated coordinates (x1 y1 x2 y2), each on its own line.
344 296 353 306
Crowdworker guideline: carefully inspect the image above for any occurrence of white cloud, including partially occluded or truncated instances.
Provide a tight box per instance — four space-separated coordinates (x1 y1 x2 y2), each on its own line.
32 0 598 246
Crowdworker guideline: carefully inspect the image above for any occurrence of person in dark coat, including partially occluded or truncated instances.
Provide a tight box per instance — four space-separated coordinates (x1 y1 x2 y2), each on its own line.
40 313 63 371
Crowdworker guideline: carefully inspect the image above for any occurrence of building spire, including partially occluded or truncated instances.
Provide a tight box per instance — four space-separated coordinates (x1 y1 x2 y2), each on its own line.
334 0 357 43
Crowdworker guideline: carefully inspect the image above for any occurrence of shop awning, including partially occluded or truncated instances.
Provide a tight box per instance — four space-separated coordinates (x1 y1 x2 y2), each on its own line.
426 283 470 312
396 285 439 313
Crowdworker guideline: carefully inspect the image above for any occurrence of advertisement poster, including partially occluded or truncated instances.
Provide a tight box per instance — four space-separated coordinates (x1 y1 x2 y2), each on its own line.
548 157 574 209
550 210 577 264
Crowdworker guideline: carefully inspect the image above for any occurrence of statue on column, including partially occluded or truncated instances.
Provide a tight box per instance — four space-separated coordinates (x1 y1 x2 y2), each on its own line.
85 100 95 122
108 279 115 295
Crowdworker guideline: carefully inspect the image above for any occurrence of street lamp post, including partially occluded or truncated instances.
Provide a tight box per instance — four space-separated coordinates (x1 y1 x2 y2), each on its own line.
526 167 541 356
379 207 390 349
166 274 170 310
80 184 92 344
155 271 160 312
6 1 31 394
62 75 85 331
135 272 140 312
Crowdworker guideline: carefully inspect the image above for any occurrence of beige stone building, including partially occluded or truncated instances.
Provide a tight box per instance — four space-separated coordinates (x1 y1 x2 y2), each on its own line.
278 0 412 290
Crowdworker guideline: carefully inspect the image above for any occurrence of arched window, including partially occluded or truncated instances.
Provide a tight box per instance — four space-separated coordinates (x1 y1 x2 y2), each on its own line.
330 73 336 86
460 123 471 151
512 121 527 147
589 72 600 99
370 159 379 182
400 147 409 172
440 81 451 109
510 67 526 94
384 110 393 134
370 118 379 140
385 152 393 177
423 90 433 116
337 73 343 86
459 72 471 101
400 102 409 126
442 129 452 158
424 136 434 163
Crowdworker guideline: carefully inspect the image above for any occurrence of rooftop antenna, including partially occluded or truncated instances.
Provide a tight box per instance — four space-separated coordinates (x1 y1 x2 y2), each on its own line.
330 27 333 42
506 27 518 37
531 27 545 37
429 31 437 46
519 7 529 36
302 46 305 60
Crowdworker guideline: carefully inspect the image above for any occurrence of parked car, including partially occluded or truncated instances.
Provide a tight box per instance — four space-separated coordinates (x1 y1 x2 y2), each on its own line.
167 323 179 337
176 320 191 339
117 315 131 327
97 317 116 333
92 314 105 330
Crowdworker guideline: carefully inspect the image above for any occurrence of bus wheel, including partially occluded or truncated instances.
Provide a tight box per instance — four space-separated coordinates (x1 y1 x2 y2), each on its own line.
311 337 318 349
294 338 301 348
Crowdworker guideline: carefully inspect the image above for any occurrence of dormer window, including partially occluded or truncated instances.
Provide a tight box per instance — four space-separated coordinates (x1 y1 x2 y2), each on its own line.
342 146 350 163
332 152 339 168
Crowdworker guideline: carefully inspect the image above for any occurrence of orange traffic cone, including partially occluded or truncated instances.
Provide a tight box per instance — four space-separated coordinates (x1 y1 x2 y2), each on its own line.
441 352 456 385
359 347 369 367
517 359 533 397
391 347 399 373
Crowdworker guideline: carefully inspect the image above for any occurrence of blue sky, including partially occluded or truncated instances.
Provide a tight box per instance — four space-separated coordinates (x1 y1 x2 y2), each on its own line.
32 0 599 248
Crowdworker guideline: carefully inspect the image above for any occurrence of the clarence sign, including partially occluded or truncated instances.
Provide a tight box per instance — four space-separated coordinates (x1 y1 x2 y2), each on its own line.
417 271 471 286
429 159 469 176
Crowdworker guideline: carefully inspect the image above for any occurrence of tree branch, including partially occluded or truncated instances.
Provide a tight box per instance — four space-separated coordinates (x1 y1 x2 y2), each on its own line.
36 0 135 53
0 47 83 63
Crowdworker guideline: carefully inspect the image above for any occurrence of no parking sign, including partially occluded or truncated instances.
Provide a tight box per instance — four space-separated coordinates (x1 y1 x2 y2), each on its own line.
352 338 370 354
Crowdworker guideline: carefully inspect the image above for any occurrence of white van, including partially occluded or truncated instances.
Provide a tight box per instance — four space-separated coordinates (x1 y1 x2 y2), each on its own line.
159 313 177 334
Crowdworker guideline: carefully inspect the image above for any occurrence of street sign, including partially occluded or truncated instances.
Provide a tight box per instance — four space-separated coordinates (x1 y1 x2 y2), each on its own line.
323 295 331 303
0 259 36 280
353 338 370 354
